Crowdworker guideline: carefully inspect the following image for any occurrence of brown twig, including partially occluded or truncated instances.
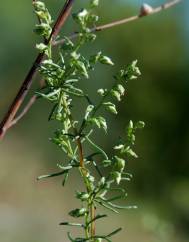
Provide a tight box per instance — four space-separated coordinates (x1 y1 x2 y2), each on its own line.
7 79 45 130
77 138 85 168
7 95 37 129
54 0 182 46
0 0 75 139
1 0 182 137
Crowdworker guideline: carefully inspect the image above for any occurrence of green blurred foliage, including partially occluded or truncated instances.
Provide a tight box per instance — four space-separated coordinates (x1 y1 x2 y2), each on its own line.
0 1 188 242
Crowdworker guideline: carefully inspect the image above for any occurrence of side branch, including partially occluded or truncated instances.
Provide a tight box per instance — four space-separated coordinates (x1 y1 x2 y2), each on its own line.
8 95 37 129
0 0 75 139
54 0 182 46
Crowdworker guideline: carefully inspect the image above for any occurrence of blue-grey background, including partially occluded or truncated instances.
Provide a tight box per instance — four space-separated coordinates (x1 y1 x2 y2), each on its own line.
0 1 188 242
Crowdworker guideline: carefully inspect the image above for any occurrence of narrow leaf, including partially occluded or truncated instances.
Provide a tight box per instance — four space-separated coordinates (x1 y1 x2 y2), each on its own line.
37 170 65 180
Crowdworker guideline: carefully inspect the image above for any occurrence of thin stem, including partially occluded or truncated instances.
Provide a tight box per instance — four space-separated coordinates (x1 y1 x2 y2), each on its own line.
79 79 117 135
90 202 96 238
55 89 96 239
8 78 46 129
53 0 182 46
77 138 85 167
61 93 75 158
76 135 96 239
7 95 37 129
0 53 44 139
78 155 96 240
0 0 75 139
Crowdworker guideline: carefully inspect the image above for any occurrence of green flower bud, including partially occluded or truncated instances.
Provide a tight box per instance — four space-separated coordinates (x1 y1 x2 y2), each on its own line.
36 43 47 52
135 121 145 129
97 89 105 96
99 55 114 66
90 0 99 8
76 191 90 201
114 156 125 172
33 1 46 11
112 171 122 184
103 102 117 114
69 208 88 218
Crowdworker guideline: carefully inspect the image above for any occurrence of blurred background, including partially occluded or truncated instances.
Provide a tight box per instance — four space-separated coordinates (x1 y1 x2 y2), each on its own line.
0 0 188 241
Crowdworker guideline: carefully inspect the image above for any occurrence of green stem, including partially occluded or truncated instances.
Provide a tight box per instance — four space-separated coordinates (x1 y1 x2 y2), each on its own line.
61 92 74 157
65 97 96 240
79 80 117 134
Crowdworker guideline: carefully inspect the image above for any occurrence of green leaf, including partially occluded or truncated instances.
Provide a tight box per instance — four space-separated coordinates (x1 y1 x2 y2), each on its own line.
99 55 114 66
35 10 46 20
57 164 73 170
75 60 89 78
96 200 119 213
60 222 84 228
106 228 122 238
113 156 125 172
114 60 141 81
107 202 137 210
102 159 112 167
94 239 102 242
88 14 99 24
65 86 84 96
127 60 141 79
114 144 124 150
111 171 122 184
103 102 118 114
128 120 134 130
101 192 127 203
34 23 51 38
89 52 102 65
111 90 121 101
36 43 48 52
88 116 107 132
86 136 109 160
122 146 138 158
85 33 97 42
117 84 125 95
65 79 79 84
33 1 46 11
37 170 66 180
76 191 90 201
98 177 106 187
90 0 99 8
67 232 76 242
72 9 89 26
85 105 94 120
97 88 106 96
71 51 80 60
36 88 61 101
69 208 88 218
61 37 74 51
135 121 145 129
87 214 107 226
62 172 69 186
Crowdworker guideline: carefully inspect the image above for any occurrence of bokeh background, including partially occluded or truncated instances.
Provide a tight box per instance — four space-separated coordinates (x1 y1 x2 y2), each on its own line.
0 0 188 241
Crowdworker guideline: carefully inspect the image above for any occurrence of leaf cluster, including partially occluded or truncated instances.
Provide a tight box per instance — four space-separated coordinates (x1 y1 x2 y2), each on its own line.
34 1 145 241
